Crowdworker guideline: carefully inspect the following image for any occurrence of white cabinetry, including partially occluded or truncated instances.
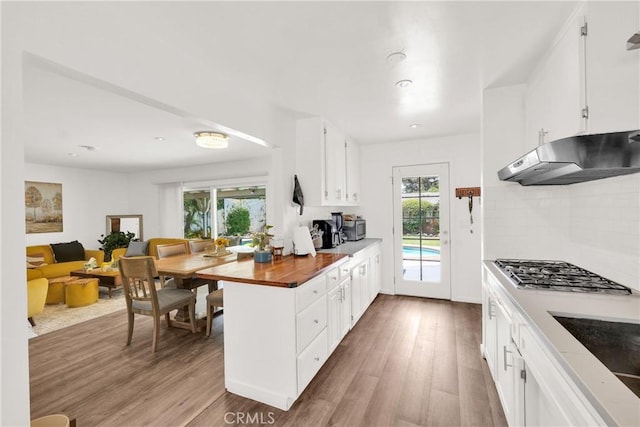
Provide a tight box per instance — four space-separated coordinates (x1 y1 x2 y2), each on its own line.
296 117 360 207
349 242 381 328
482 266 606 426
224 258 349 411
525 9 586 149
526 3 640 149
583 2 640 134
327 264 352 354
345 139 360 204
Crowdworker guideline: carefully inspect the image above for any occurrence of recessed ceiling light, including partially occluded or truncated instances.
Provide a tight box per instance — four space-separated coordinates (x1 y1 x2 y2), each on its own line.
395 79 413 88
67 153 79 157
409 124 421 129
79 144 98 151
386 51 407 65
154 136 165 142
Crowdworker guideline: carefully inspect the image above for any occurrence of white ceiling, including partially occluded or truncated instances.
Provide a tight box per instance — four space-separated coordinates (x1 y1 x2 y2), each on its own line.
19 1 579 173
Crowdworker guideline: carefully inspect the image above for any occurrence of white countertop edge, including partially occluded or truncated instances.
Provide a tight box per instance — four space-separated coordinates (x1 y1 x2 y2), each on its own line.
316 238 382 257
483 260 640 427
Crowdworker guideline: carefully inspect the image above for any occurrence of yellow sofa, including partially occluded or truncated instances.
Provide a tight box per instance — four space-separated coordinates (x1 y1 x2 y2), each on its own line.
27 278 48 326
26 244 104 281
111 238 191 261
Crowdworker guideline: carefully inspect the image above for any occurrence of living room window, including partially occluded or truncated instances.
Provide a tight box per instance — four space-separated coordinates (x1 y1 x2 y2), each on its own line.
183 184 266 241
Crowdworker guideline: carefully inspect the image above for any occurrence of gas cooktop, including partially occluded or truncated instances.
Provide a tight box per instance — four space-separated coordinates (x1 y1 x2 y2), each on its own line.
494 259 632 295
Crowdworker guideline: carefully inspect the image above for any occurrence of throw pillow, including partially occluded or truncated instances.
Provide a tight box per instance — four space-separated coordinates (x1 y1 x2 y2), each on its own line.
26 253 47 269
125 240 149 257
50 240 85 263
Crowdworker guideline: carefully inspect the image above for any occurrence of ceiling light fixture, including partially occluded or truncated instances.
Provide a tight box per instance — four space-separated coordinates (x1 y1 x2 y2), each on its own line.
154 136 165 142
67 153 79 157
409 124 421 129
395 79 413 88
79 144 98 151
193 131 229 149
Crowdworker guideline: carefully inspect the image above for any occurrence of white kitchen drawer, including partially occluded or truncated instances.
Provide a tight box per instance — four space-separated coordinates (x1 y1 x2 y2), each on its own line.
297 328 328 395
296 274 326 313
326 267 340 291
296 295 327 353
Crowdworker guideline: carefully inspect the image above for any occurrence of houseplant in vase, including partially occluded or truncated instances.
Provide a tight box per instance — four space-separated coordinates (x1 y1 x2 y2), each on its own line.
251 225 274 263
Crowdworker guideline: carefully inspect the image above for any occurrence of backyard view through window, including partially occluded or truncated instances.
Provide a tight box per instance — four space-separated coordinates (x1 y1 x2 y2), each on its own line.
401 175 441 282
183 186 266 243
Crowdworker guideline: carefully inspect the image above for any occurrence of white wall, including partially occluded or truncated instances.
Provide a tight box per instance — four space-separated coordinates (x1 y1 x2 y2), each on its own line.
360 133 483 303
24 163 129 249
482 86 640 291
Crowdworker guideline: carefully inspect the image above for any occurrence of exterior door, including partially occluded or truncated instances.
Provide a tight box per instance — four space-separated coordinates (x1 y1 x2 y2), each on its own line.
392 163 451 299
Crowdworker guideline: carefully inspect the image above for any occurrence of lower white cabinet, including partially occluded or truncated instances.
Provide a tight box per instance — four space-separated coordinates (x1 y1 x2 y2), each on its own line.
483 266 606 426
350 242 381 328
224 259 348 411
327 265 351 354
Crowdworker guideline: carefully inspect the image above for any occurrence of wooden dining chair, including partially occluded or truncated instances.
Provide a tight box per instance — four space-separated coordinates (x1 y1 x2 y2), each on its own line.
119 256 196 353
189 239 214 254
206 288 224 337
156 242 190 288
156 242 189 259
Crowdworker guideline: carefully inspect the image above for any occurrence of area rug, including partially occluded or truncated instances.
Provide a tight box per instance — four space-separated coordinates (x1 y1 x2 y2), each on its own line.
30 290 126 336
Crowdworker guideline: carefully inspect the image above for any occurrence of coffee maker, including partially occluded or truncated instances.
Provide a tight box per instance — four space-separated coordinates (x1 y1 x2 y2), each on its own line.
312 219 338 249
331 212 345 245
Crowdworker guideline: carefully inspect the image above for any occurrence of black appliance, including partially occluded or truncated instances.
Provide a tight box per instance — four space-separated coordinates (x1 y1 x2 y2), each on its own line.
343 219 366 241
312 219 338 249
494 259 632 295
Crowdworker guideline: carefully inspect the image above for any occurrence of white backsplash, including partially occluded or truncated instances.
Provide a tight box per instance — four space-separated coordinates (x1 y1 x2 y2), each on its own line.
484 174 640 290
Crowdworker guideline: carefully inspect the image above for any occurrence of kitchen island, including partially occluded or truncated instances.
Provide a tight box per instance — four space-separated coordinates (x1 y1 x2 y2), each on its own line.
482 261 639 426
197 253 350 410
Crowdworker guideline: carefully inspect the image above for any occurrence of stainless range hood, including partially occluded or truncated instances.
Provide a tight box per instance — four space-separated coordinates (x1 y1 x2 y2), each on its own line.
497 130 640 185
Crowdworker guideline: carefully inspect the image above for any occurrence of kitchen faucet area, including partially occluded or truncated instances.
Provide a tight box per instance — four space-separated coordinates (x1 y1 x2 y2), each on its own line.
2 1 639 426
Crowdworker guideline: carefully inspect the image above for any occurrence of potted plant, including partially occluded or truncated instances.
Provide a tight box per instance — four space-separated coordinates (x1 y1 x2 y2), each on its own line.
251 225 274 263
98 231 137 261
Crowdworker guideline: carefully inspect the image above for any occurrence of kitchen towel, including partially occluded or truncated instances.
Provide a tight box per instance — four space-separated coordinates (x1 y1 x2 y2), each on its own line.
292 225 316 257
292 174 304 215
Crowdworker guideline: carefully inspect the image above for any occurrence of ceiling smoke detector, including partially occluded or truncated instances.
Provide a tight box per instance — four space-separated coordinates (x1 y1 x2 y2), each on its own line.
386 51 407 65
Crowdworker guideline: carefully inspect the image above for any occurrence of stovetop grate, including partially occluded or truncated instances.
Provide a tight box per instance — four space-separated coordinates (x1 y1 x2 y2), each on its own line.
494 259 632 295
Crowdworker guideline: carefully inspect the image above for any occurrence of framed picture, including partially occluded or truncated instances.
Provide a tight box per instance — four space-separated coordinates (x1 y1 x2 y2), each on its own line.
25 181 63 233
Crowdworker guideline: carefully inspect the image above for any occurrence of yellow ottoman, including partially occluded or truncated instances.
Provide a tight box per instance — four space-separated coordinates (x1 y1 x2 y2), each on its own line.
65 278 99 308
46 276 74 305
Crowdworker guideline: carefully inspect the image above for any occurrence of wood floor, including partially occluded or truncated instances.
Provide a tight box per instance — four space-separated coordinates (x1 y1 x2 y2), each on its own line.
29 294 507 427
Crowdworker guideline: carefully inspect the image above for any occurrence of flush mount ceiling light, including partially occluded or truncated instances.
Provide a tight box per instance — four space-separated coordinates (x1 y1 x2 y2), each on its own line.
409 124 421 129
79 144 98 151
395 79 413 88
193 131 229 149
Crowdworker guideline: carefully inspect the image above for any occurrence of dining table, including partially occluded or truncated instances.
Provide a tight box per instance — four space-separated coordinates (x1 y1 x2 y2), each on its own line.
155 250 237 331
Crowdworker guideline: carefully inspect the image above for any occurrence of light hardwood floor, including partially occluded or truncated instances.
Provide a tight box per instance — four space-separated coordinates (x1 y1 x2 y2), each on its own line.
29 294 507 426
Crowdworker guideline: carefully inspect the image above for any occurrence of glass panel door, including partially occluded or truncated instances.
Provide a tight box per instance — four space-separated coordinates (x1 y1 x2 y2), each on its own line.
393 163 450 299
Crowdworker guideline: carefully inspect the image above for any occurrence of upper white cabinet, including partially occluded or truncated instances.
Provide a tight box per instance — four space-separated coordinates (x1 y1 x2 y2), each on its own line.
296 117 361 207
583 2 640 134
526 3 640 148
525 10 587 149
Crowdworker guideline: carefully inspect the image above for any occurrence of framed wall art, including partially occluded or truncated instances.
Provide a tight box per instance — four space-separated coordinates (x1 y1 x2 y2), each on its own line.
25 181 63 233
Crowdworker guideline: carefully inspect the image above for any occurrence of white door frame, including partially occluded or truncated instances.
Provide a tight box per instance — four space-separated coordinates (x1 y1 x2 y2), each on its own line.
392 163 451 299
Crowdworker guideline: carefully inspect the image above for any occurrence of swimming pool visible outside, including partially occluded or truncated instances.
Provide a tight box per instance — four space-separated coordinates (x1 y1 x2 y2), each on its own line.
403 245 440 259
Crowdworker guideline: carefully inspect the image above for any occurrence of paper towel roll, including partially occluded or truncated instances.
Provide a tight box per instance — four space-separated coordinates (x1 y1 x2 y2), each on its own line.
292 225 316 257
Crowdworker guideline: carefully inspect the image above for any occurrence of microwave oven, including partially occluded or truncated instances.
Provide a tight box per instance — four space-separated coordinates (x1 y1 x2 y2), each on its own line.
343 219 366 241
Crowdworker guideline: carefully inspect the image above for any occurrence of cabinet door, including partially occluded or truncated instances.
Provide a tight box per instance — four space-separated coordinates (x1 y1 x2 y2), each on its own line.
483 289 498 377
345 139 360 205
340 278 352 338
350 261 364 327
495 301 517 426
327 285 342 354
324 122 345 205
526 12 586 148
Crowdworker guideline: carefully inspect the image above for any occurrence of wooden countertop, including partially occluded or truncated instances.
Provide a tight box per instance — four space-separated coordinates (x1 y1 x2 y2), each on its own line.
196 253 348 288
